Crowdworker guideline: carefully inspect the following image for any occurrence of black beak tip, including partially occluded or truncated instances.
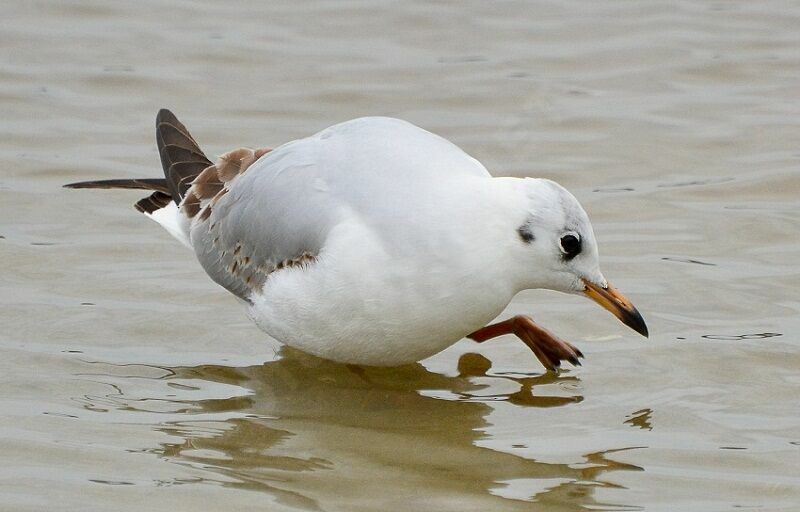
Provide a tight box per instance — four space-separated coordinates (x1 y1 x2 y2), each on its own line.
625 308 649 338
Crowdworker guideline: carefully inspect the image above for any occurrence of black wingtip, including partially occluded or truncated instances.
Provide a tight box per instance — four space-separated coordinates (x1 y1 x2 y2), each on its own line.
63 180 107 189
156 109 178 135
156 108 178 126
62 178 169 192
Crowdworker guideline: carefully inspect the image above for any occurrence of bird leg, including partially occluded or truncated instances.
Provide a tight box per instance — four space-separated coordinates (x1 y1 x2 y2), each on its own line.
467 315 583 372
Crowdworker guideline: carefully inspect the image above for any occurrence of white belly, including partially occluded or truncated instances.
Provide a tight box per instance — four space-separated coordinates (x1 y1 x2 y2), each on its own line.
247 219 514 366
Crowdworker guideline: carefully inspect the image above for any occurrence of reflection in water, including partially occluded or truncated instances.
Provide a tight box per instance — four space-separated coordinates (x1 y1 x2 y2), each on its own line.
624 409 653 432
79 349 643 511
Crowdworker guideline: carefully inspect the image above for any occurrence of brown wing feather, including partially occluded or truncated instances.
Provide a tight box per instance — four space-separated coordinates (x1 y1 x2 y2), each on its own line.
65 109 212 214
155 109 213 202
134 191 173 213
64 178 169 193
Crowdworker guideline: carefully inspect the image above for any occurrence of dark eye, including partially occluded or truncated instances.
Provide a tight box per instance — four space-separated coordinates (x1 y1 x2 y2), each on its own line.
559 234 581 259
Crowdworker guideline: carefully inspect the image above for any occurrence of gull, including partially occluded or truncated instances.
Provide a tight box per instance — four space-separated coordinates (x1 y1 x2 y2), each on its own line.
66 110 647 370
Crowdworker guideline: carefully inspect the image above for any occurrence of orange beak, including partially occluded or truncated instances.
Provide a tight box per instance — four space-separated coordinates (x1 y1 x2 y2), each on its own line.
582 279 648 337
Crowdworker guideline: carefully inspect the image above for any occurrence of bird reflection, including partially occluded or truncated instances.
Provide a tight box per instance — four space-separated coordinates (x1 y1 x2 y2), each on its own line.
90 348 642 510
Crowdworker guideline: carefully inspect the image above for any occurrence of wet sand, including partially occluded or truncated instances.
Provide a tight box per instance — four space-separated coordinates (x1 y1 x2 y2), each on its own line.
1 1 799 510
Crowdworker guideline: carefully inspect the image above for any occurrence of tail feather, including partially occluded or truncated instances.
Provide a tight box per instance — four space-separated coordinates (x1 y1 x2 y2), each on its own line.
64 109 213 215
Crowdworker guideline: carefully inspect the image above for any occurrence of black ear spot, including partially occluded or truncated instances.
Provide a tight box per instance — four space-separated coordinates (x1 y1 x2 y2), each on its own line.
559 234 581 259
517 225 534 243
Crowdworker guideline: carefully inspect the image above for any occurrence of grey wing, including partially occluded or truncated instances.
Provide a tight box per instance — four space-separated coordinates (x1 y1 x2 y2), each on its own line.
184 143 342 302
181 115 487 301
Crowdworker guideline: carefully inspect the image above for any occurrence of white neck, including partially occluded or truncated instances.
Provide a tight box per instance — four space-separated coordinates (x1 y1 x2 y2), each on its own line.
442 176 537 294
479 176 572 294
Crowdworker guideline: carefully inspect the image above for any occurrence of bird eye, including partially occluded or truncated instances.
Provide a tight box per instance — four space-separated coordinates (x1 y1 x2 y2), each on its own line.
559 234 581 259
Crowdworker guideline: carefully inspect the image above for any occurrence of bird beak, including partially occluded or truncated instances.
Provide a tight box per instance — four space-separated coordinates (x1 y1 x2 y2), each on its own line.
582 279 648 337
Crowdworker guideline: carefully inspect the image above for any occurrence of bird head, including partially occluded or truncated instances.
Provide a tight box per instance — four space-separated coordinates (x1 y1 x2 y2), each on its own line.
516 178 648 337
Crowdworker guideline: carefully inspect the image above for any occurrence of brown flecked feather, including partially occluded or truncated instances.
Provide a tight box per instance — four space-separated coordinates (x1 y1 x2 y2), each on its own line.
211 187 229 205
217 147 270 182
180 146 271 219
64 110 320 303
182 190 201 218
192 165 224 199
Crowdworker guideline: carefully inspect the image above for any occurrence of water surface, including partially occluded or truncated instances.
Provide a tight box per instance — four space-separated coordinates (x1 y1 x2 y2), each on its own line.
1 1 799 510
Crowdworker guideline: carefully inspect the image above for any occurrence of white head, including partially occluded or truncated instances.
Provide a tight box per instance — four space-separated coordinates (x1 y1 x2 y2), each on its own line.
515 179 604 292
514 178 648 337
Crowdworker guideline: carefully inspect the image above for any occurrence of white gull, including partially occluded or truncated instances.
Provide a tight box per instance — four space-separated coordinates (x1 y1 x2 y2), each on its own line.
66 110 647 370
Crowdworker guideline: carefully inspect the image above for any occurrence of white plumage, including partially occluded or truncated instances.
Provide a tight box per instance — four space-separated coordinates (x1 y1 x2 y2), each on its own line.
68 112 648 370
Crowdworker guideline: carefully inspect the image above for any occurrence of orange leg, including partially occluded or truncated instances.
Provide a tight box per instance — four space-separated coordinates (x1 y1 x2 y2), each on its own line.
468 315 583 372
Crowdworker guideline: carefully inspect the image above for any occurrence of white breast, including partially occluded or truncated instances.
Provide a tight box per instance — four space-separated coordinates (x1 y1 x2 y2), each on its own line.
248 215 516 366
204 117 530 365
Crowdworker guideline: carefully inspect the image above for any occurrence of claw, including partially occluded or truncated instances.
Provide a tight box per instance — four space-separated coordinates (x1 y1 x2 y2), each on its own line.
468 315 585 371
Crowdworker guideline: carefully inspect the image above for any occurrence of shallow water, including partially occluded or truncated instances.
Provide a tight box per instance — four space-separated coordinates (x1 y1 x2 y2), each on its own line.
2 1 799 510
